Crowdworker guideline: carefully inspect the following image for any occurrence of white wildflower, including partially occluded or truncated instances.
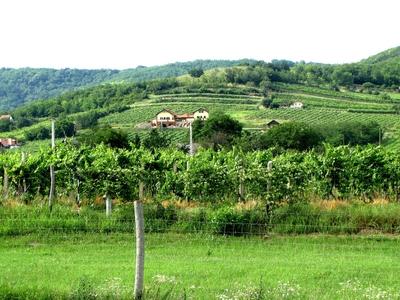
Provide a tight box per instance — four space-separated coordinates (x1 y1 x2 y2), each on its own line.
152 274 177 284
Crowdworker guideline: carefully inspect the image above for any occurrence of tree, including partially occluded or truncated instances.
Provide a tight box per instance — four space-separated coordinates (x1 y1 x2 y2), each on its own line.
55 119 75 138
131 133 141 148
25 126 50 141
260 122 323 151
320 121 381 146
393 104 400 114
192 119 205 141
194 113 243 148
332 69 354 86
0 120 11 132
14 117 34 129
188 68 204 78
78 126 130 149
261 98 273 108
75 111 99 129
142 129 170 150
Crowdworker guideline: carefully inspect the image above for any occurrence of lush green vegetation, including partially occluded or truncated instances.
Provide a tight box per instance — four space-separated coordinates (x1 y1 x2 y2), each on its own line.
2 48 400 299
2 199 400 236
1 47 400 150
0 60 255 110
2 143 400 204
1 231 399 299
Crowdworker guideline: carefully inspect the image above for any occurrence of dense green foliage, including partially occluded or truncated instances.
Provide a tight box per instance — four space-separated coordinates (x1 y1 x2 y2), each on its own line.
319 121 381 146
24 119 75 141
235 121 381 152
0 68 118 109
141 129 171 151
188 67 204 78
77 126 130 149
0 60 255 110
1 143 400 203
1 47 399 113
260 122 323 151
193 113 243 148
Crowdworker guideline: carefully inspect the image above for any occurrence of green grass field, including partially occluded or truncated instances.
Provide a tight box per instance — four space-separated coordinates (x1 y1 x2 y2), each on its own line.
1 233 400 299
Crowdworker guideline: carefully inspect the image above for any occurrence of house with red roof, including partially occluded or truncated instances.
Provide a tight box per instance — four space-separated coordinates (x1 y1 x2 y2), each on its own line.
151 108 209 128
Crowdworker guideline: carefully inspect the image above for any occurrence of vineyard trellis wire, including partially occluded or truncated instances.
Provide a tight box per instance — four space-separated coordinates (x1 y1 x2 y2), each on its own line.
1 143 400 204
2 140 400 298
1 204 400 299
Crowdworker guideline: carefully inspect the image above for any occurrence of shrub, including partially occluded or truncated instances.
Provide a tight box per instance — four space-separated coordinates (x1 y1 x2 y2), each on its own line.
210 206 267 236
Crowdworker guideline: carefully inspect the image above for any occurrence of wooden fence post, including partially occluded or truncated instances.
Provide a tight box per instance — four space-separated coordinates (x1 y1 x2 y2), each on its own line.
238 165 245 201
21 152 27 194
105 194 112 217
2 168 8 200
49 119 55 211
267 160 273 192
134 181 145 299
266 160 273 220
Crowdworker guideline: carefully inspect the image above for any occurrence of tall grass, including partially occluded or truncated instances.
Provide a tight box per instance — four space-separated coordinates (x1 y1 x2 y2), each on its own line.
2 200 400 236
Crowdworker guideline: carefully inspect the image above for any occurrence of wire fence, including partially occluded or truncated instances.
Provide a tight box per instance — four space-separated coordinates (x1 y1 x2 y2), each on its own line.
1 204 400 299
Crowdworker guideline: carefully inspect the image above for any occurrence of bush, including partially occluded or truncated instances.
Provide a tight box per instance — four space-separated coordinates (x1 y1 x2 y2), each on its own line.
210 206 267 236
260 122 323 151
270 202 400 234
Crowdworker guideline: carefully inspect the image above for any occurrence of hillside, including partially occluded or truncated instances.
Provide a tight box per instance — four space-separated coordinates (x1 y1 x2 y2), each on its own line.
1 46 400 112
0 59 255 111
361 46 400 64
0 46 400 151
1 61 400 153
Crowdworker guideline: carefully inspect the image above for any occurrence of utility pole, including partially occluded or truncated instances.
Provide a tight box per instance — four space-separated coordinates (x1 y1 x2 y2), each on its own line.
189 122 193 156
49 119 55 211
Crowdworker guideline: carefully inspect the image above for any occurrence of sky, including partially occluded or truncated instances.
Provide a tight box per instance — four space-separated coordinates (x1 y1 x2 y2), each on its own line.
0 0 399 69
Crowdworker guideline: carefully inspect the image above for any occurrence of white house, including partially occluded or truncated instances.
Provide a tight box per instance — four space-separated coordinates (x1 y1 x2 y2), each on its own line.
151 108 209 128
290 101 304 109
0 115 13 122
193 108 209 120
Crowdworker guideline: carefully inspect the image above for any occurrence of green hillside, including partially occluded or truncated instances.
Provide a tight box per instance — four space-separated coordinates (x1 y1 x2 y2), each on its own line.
1 46 400 112
1 47 400 151
0 60 255 110
362 46 400 64
1 66 399 152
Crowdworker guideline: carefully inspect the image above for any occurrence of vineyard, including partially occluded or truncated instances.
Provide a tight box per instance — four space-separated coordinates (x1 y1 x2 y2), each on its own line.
2 142 400 298
91 84 400 147
1 78 400 151
2 143 400 204
2 75 400 298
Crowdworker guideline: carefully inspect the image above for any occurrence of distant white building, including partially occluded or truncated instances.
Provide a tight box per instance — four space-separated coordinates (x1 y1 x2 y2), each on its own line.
290 101 304 109
193 108 208 120
151 108 209 128
0 115 13 122
0 138 18 148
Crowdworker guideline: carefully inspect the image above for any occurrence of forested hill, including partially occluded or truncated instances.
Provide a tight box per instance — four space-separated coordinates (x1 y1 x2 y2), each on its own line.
361 46 400 64
0 59 255 110
1 46 400 111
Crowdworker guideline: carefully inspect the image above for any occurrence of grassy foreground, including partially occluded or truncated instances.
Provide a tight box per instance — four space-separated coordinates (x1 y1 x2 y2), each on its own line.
1 233 400 299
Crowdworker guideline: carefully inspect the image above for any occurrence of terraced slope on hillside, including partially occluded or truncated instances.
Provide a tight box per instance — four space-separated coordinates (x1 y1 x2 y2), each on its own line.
97 85 400 145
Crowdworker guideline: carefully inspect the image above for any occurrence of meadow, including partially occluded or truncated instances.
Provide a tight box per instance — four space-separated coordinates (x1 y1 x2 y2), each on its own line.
1 200 400 299
1 232 400 299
